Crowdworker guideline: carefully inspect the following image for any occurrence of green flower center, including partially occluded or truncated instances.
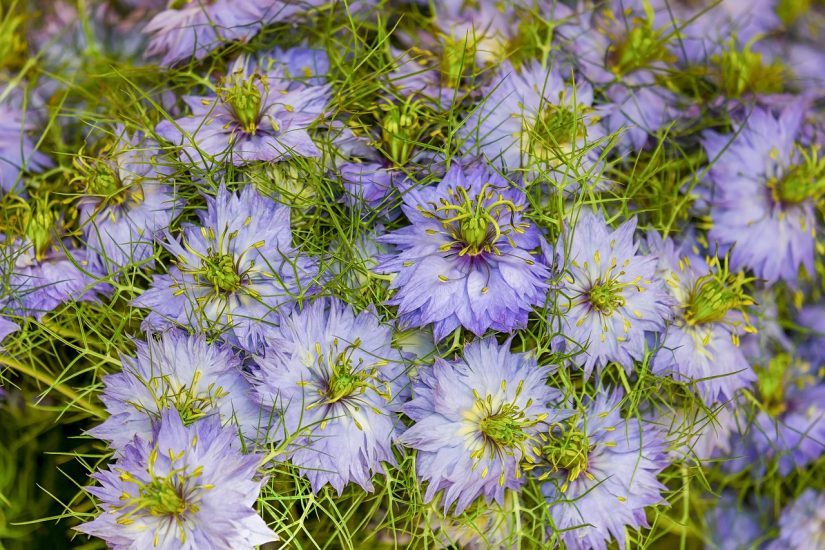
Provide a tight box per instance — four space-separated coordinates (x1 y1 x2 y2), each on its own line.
712 42 784 98
480 405 531 449
153 371 227 427
534 104 584 148
684 267 751 327
27 195 60 261
606 21 673 77
379 98 429 168
770 146 825 205
222 75 264 135
312 338 391 410
438 34 477 89
115 448 208 542
755 354 791 417
201 253 241 293
525 422 591 491
588 279 627 316
421 183 525 257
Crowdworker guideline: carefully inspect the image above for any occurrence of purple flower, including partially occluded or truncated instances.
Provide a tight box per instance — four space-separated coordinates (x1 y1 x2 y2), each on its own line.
76 131 181 271
553 210 674 377
648 0 780 63
156 55 329 168
766 490 825 550
647 233 756 404
133 185 317 352
704 103 820 286
0 86 51 194
399 337 561 514
556 1 676 150
248 298 407 494
1 195 106 320
375 163 551 342
143 0 301 66
748 354 825 476
535 389 669 550
90 331 266 452
460 62 607 179
705 492 765 550
76 409 277 549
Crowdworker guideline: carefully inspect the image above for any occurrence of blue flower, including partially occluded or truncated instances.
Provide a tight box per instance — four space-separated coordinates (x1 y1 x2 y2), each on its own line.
704 104 819 286
553 210 675 377
76 409 278 549
647 233 756 404
156 54 329 168
375 163 551 341
399 337 561 514
766 490 825 550
535 389 669 550
248 298 408 494
133 185 317 352
76 130 181 271
90 331 267 452
461 61 607 179
1 194 107 320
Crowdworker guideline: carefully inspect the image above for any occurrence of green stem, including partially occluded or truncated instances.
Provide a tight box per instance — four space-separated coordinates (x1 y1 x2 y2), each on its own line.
0 354 106 419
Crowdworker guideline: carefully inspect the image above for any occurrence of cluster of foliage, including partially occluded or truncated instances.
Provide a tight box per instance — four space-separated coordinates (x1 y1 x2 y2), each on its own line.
0 0 823 548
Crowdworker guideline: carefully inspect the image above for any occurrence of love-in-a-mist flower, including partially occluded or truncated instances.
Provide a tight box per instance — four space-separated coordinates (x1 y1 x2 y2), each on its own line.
375 163 551 342
143 0 300 66
704 104 820 286
1 193 106 319
766 490 825 550
399 337 561 514
156 54 329 168
90 331 266 452
133 185 317 352
530 389 669 550
705 492 765 550
461 61 607 180
248 298 407 494
557 1 676 151
648 233 756 404
76 409 277 549
747 353 825 476
553 210 674 376
75 130 181 271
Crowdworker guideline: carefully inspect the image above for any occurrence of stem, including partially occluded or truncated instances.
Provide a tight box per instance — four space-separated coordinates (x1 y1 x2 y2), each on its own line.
0 354 106 419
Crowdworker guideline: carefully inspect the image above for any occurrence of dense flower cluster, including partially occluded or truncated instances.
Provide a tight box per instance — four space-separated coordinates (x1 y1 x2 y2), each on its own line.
1 0 824 549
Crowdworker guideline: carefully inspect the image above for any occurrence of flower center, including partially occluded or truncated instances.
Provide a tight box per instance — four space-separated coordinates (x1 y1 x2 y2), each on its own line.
525 421 591 491
222 75 264 135
534 103 584 148
27 195 60 261
379 98 429 167
201 253 241 293
313 338 390 408
438 34 477 89
755 354 794 417
588 279 627 316
115 448 209 543
606 19 673 77
683 268 751 326
479 406 530 448
422 183 525 257
711 41 784 98
769 146 825 205
153 371 227 427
